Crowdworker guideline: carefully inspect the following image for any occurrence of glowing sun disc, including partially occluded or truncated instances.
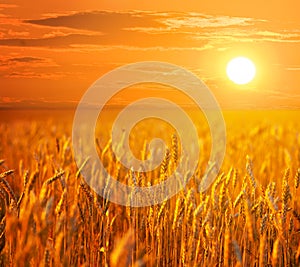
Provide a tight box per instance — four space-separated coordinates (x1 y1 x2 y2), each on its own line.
226 57 256 85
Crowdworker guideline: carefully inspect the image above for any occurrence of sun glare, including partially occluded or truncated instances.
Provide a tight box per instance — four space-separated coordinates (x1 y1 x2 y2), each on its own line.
226 57 256 85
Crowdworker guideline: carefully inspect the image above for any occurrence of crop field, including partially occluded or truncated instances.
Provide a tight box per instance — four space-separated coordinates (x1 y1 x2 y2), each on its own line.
0 110 299 266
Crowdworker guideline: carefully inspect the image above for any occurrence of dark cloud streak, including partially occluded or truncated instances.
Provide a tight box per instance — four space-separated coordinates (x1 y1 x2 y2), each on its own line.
25 11 165 33
9 56 44 62
0 31 209 49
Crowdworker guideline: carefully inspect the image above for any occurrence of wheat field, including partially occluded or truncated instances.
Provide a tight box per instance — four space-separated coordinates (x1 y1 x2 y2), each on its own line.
0 110 299 266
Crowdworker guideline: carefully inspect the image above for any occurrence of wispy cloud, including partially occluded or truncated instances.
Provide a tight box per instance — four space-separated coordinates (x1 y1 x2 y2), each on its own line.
193 28 300 44
4 71 64 79
0 10 293 50
161 14 257 29
0 56 58 70
286 66 300 71
0 96 77 109
7 29 30 37
42 30 68 38
0 4 18 10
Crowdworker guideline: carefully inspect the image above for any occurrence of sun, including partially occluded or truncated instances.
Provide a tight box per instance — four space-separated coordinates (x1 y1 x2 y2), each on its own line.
226 57 256 85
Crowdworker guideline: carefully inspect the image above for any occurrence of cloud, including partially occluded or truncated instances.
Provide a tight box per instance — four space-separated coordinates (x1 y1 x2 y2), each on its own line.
0 56 58 69
0 96 77 110
0 4 18 10
161 14 257 29
17 11 261 49
25 10 165 33
7 29 30 37
0 15 21 26
9 56 43 63
0 5 21 26
26 11 260 33
69 44 213 52
192 28 300 43
247 30 300 43
0 10 298 52
4 71 64 79
0 31 210 49
286 67 300 71
0 96 20 103
0 33 95 47
43 30 68 38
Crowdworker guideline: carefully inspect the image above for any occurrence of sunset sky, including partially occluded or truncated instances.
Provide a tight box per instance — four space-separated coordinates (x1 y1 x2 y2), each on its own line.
0 0 299 109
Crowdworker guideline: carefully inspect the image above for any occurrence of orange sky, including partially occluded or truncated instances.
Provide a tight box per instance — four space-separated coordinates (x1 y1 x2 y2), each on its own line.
0 0 299 109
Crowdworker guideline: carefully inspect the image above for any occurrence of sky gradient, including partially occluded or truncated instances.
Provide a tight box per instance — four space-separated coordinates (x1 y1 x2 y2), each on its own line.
0 0 299 109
